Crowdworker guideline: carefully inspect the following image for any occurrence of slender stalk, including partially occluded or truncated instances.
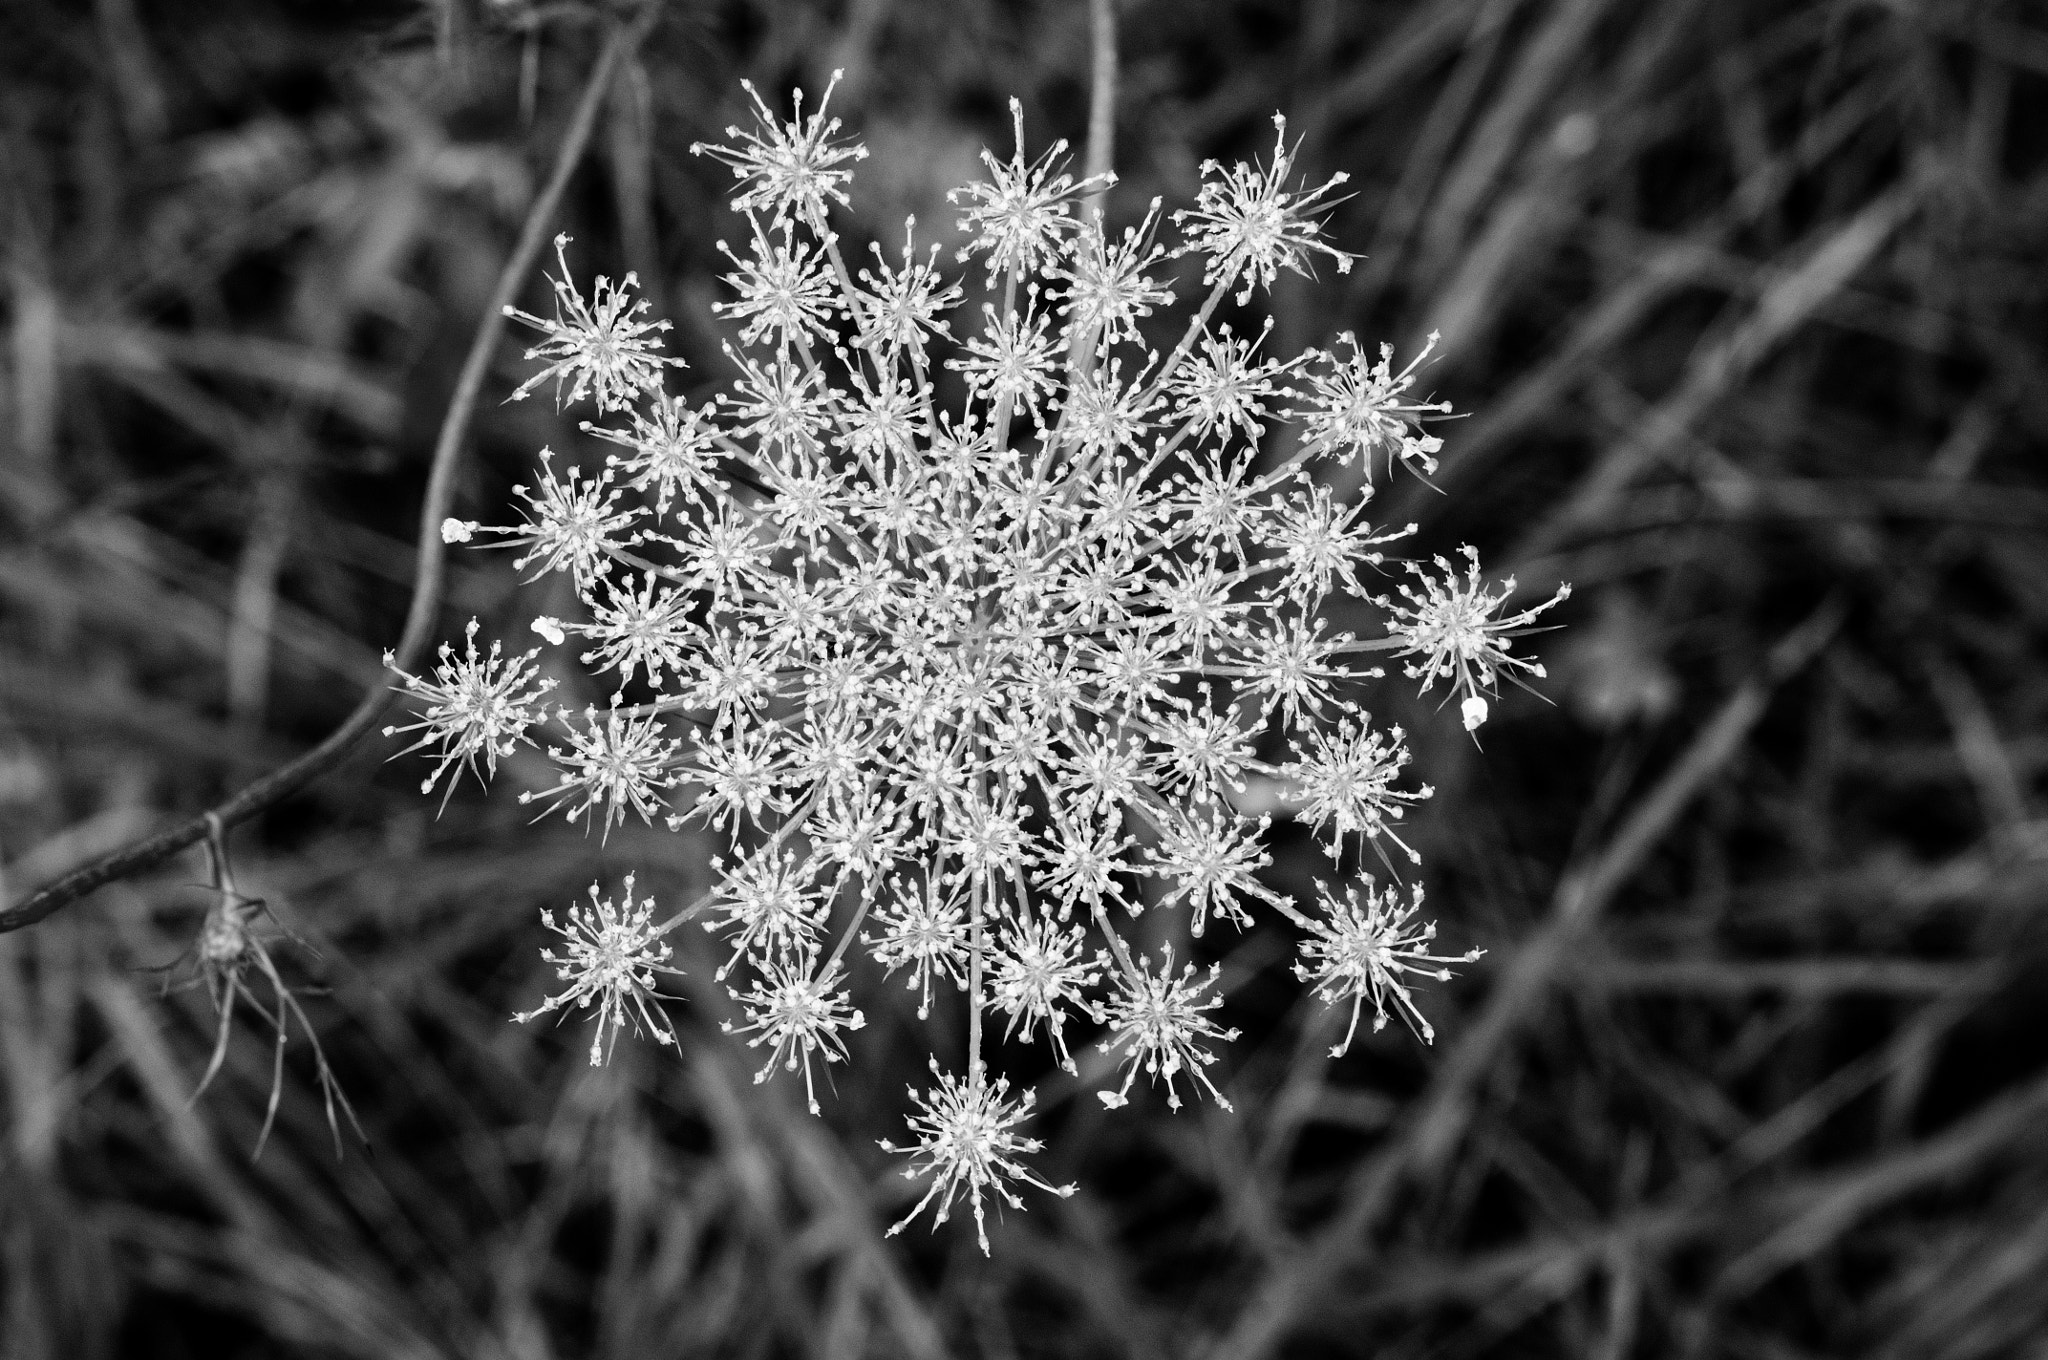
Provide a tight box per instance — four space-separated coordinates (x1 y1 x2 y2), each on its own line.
968 872 986 1088
990 262 1022 454
1066 0 1119 385
1 12 658 934
1082 0 1118 216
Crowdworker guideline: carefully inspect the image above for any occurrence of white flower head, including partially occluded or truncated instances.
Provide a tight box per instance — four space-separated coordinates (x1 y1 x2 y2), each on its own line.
1174 112 1355 303
514 875 681 1066
1296 331 1451 481
1297 876 1483 1052
1052 198 1175 352
723 959 866 1114
404 81 1570 1227
712 218 841 352
950 98 1105 281
1168 319 1294 442
576 571 689 687
990 916 1099 1072
496 449 641 590
1094 946 1241 1112
1265 480 1413 608
855 216 965 360
519 694 678 840
707 847 827 975
1282 716 1432 864
881 1061 1076 1255
585 395 725 513
691 72 867 224
949 293 1061 423
1377 545 1572 725
867 873 971 1019
1148 805 1287 938
383 618 553 805
503 234 680 413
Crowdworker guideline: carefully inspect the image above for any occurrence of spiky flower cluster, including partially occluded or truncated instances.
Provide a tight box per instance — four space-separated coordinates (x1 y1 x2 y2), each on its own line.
1296 877 1485 1053
880 1060 1074 1254
391 75 1564 1252
514 874 682 1066
383 618 554 806
1378 544 1569 732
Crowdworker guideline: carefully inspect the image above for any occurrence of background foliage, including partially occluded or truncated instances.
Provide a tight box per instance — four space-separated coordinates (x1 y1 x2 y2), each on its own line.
3 0 2046 1356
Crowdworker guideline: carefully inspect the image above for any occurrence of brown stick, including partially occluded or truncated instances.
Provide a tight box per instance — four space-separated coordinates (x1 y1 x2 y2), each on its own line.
1 11 656 934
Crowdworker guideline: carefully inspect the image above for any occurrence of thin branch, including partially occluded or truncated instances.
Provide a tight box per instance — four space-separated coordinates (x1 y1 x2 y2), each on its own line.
1 11 657 934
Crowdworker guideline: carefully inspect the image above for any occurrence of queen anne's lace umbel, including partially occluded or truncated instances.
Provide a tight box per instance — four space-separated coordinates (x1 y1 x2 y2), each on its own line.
392 76 1568 1252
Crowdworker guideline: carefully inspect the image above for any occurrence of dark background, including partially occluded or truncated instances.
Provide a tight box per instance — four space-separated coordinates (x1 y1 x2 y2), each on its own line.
3 1 2047 1356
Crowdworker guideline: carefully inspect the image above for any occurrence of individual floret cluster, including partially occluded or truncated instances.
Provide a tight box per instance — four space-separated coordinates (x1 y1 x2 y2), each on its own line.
1378 544 1569 732
383 618 555 808
391 73 1565 1252
513 874 682 1066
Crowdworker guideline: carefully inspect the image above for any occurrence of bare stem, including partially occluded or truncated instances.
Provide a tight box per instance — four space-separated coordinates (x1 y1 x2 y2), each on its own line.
1068 0 1119 384
1082 0 1118 220
968 872 986 1089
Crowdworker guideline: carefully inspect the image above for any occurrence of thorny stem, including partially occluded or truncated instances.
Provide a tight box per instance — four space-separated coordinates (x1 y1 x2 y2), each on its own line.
0 11 659 934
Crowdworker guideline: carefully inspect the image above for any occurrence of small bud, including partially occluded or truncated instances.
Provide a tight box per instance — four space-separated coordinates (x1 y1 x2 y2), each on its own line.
1461 695 1489 731
441 518 477 544
532 616 567 646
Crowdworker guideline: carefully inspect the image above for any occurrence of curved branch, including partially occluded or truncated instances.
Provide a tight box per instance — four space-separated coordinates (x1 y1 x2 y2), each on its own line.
2 12 656 934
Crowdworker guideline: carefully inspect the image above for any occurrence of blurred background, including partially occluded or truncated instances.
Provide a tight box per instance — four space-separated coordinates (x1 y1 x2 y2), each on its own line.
3 0 2047 1356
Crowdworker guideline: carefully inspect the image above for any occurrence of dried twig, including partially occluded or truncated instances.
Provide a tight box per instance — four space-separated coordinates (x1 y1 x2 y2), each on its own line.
0 10 657 934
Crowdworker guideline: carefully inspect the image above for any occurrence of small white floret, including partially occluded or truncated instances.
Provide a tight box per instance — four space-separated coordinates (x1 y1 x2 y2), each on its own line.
440 518 477 544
